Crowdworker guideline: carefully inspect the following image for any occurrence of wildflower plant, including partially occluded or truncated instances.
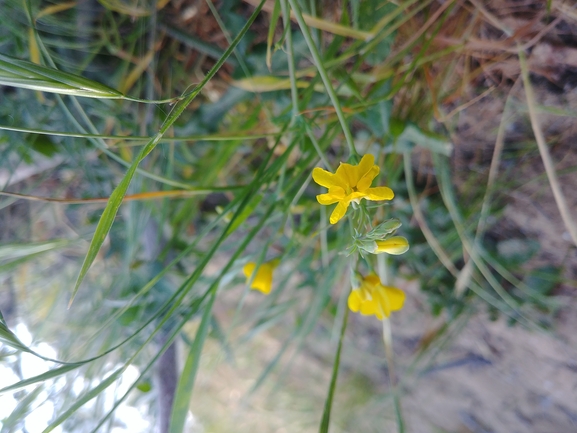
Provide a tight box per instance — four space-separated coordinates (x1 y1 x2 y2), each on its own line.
312 151 409 432
4 1 563 432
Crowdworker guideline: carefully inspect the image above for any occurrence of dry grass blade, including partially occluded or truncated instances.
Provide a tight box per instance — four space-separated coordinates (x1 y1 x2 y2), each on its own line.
519 49 577 247
0 189 225 204
243 0 372 40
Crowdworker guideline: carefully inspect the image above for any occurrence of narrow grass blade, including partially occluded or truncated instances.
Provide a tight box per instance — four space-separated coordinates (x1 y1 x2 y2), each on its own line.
0 53 123 99
169 290 217 433
0 188 240 205
232 76 309 92
1 385 44 431
68 0 267 306
97 0 151 16
158 23 231 64
225 194 262 235
319 308 348 433
0 322 32 353
245 0 371 40
42 366 126 433
0 364 81 394
519 49 577 246
266 0 282 70
432 153 539 329
35 2 77 21
287 0 357 156
0 239 69 260
68 143 150 307
0 124 281 143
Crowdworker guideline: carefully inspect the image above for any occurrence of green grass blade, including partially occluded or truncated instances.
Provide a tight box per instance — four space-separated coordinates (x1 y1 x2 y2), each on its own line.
319 308 348 433
88 294 209 433
169 289 217 433
0 124 280 143
158 22 231 64
0 53 123 99
266 0 282 70
287 0 357 156
432 153 540 329
0 322 32 353
1 385 44 431
68 145 149 307
225 194 262 235
42 366 126 433
0 239 69 261
68 0 267 305
0 364 81 394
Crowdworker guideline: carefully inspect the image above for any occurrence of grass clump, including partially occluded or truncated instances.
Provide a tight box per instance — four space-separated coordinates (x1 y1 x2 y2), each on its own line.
0 1 575 432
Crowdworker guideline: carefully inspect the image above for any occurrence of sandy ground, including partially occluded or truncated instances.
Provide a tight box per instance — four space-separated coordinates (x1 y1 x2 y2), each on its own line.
394 282 577 433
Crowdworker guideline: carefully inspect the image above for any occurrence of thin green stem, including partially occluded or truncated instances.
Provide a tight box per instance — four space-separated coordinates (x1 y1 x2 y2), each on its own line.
281 0 300 121
382 318 405 433
319 308 349 433
0 124 280 142
287 0 358 157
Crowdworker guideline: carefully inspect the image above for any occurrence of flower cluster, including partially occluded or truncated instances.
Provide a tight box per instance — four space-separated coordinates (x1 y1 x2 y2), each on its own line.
241 154 408 322
313 154 409 320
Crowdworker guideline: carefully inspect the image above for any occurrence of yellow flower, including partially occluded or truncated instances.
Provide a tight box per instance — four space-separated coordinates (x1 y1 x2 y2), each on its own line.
242 259 279 294
312 154 394 224
375 236 409 255
348 274 405 319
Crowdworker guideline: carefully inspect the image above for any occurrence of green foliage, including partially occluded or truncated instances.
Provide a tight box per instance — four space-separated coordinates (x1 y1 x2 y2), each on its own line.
0 0 567 432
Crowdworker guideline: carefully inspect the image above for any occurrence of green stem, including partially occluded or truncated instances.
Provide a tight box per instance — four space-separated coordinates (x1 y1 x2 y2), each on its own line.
287 0 358 157
382 318 405 433
281 0 300 121
319 308 349 433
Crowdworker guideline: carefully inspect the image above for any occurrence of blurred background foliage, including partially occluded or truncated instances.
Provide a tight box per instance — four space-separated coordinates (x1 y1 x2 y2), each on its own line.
1 0 577 432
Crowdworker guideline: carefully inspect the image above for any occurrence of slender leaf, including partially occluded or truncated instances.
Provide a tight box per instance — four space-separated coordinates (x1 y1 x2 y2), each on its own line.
319 309 348 433
0 322 31 353
169 289 217 433
1 385 44 432
266 0 282 70
0 364 81 394
42 366 126 433
69 0 267 305
0 53 123 98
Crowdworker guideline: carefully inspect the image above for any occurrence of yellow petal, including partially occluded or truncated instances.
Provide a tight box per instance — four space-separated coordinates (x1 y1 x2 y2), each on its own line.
373 285 405 318
348 289 380 317
329 201 349 224
357 154 375 178
359 298 380 317
346 191 366 203
375 237 409 255
317 193 340 205
385 286 405 312
365 186 394 201
243 261 275 294
328 186 346 199
335 162 359 188
347 289 362 312
363 274 381 287
242 262 256 279
312 167 345 189
357 165 379 191
373 289 392 317
349 274 405 320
